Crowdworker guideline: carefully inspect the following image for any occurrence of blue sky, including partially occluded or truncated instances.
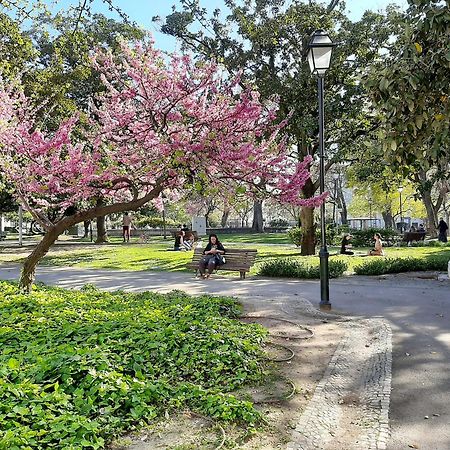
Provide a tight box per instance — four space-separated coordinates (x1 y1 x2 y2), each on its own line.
47 0 408 52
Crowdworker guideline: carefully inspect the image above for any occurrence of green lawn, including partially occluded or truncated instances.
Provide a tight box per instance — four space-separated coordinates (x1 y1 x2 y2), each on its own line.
1 234 449 275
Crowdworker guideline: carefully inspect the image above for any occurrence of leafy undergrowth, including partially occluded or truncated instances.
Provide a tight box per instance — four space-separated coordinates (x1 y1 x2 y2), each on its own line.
0 282 267 449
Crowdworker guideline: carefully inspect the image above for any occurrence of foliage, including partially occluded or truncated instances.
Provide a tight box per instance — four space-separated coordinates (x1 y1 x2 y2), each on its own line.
0 39 323 289
0 282 267 448
268 218 289 228
349 228 400 247
287 227 302 247
366 0 450 171
354 254 449 276
258 257 348 279
134 217 178 229
158 0 397 253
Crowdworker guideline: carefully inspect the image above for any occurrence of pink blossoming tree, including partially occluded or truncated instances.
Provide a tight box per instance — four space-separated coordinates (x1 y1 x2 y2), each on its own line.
0 41 325 291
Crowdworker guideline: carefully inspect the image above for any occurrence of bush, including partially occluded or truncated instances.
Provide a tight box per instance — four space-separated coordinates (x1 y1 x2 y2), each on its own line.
354 255 449 275
134 216 177 228
258 257 348 279
349 228 400 247
288 227 303 247
269 218 289 228
0 282 267 449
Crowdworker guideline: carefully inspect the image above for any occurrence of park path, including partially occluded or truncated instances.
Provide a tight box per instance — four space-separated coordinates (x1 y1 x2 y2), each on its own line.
1 264 449 449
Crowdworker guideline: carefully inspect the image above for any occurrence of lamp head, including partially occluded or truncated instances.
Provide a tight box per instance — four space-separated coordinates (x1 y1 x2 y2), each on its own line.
307 29 336 77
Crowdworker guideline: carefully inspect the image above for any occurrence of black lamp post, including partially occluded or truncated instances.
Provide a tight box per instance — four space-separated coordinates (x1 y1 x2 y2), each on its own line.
398 186 404 233
307 29 336 311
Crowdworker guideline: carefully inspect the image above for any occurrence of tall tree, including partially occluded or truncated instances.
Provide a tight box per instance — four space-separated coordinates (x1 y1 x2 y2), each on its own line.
158 0 397 252
365 0 450 232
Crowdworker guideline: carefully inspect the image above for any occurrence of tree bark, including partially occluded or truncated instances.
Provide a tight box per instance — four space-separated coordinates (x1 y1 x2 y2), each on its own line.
300 206 316 255
19 226 61 292
382 210 393 229
300 178 316 254
338 186 348 225
252 200 264 232
83 220 90 238
18 182 165 292
95 198 108 243
422 189 438 237
221 204 231 228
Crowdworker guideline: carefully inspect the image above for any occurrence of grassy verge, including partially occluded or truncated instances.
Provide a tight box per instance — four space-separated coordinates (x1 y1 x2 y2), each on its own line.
1 236 448 276
0 282 267 449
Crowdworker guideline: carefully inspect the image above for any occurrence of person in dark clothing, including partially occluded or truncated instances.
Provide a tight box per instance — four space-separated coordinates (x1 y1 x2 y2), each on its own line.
198 234 226 279
174 224 185 250
340 234 354 255
438 218 448 242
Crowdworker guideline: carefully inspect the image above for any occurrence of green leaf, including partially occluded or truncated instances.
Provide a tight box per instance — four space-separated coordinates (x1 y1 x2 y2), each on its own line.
7 358 20 369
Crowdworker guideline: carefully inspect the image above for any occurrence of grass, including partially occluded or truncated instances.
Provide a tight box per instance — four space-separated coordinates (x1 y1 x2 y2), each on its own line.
1 234 449 276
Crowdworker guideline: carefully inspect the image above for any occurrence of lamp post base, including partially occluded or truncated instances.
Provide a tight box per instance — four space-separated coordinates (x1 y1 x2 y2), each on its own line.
319 303 332 311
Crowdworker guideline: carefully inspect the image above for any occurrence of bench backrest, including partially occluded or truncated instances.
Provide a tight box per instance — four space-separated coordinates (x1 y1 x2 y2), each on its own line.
403 231 426 241
188 247 258 270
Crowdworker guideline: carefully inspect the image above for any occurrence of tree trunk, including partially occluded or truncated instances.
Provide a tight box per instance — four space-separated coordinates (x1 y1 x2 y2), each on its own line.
300 178 316 255
382 210 393 229
252 200 264 232
221 205 231 228
83 220 90 238
19 226 61 292
338 187 348 225
95 198 108 243
422 189 438 237
300 206 316 255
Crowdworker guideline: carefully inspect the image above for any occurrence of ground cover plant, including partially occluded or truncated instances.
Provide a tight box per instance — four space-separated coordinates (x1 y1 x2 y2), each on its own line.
0 282 267 449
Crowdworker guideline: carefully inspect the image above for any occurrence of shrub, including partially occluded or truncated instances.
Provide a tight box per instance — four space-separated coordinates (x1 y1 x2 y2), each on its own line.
269 218 289 228
287 227 303 247
135 216 177 228
0 282 267 449
354 255 449 275
258 257 348 279
349 228 400 247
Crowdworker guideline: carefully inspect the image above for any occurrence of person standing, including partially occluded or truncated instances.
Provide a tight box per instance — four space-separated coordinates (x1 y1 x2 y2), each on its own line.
438 218 448 242
122 212 132 242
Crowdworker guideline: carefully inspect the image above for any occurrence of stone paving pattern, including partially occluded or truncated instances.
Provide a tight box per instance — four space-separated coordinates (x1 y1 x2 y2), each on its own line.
286 318 392 450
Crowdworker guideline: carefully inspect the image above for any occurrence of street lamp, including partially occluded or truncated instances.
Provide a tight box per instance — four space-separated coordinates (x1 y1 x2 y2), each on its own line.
307 29 336 311
398 186 404 233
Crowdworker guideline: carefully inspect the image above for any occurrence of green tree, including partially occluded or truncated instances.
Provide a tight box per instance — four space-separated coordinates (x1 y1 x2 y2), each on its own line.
365 0 450 232
158 0 397 253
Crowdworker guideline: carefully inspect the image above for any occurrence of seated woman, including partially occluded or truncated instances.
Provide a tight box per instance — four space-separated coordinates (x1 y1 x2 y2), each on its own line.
198 234 226 279
368 233 384 256
340 234 354 255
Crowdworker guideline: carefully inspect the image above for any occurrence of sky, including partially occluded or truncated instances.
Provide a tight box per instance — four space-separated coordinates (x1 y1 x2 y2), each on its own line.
46 0 409 52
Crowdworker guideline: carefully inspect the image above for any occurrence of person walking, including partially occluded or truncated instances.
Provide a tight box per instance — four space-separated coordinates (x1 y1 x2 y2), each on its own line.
122 212 132 242
438 218 448 242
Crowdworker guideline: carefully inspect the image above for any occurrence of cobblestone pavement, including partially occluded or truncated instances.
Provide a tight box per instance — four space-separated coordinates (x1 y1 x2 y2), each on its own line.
286 315 392 450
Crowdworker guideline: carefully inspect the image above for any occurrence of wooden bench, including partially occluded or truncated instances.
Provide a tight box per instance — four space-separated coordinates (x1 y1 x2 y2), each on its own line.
187 247 258 279
402 231 426 243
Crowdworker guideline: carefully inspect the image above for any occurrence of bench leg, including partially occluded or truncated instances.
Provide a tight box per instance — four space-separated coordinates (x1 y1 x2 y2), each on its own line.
240 271 245 280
